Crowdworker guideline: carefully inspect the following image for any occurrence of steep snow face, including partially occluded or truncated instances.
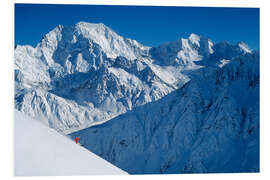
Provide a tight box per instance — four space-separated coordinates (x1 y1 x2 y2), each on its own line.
14 45 51 89
14 110 127 176
70 52 259 174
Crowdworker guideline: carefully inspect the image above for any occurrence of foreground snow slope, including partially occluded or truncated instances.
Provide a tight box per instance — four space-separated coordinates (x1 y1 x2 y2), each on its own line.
14 110 127 176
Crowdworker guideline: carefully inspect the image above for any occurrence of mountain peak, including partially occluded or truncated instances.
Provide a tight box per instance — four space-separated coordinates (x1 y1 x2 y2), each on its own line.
73 21 112 38
73 22 146 60
75 21 107 30
188 33 200 45
35 21 150 61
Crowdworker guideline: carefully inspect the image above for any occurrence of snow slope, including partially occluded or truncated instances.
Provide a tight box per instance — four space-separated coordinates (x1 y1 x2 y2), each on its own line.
14 110 127 176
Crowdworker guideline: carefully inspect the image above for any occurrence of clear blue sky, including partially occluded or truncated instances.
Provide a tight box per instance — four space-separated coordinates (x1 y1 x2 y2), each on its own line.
15 4 259 50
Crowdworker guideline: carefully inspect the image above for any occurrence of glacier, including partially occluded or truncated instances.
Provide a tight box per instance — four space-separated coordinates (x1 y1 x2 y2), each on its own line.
15 21 259 174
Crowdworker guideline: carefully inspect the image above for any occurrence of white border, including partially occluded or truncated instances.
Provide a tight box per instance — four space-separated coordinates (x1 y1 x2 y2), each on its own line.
13 0 261 8
1 0 270 180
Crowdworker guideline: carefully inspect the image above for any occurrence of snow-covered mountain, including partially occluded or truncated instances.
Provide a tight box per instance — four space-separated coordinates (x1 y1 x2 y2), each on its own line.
15 22 255 134
70 51 259 174
15 21 259 174
14 110 127 176
14 22 200 133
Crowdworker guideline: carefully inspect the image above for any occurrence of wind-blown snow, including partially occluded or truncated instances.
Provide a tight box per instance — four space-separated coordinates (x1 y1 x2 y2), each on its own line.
14 110 127 176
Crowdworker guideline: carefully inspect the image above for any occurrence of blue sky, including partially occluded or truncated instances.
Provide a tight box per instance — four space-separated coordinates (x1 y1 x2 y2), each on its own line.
15 4 259 50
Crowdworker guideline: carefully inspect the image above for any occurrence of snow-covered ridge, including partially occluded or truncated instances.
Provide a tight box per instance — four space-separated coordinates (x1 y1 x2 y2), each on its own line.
69 52 259 174
15 21 255 134
149 33 214 68
14 110 127 176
